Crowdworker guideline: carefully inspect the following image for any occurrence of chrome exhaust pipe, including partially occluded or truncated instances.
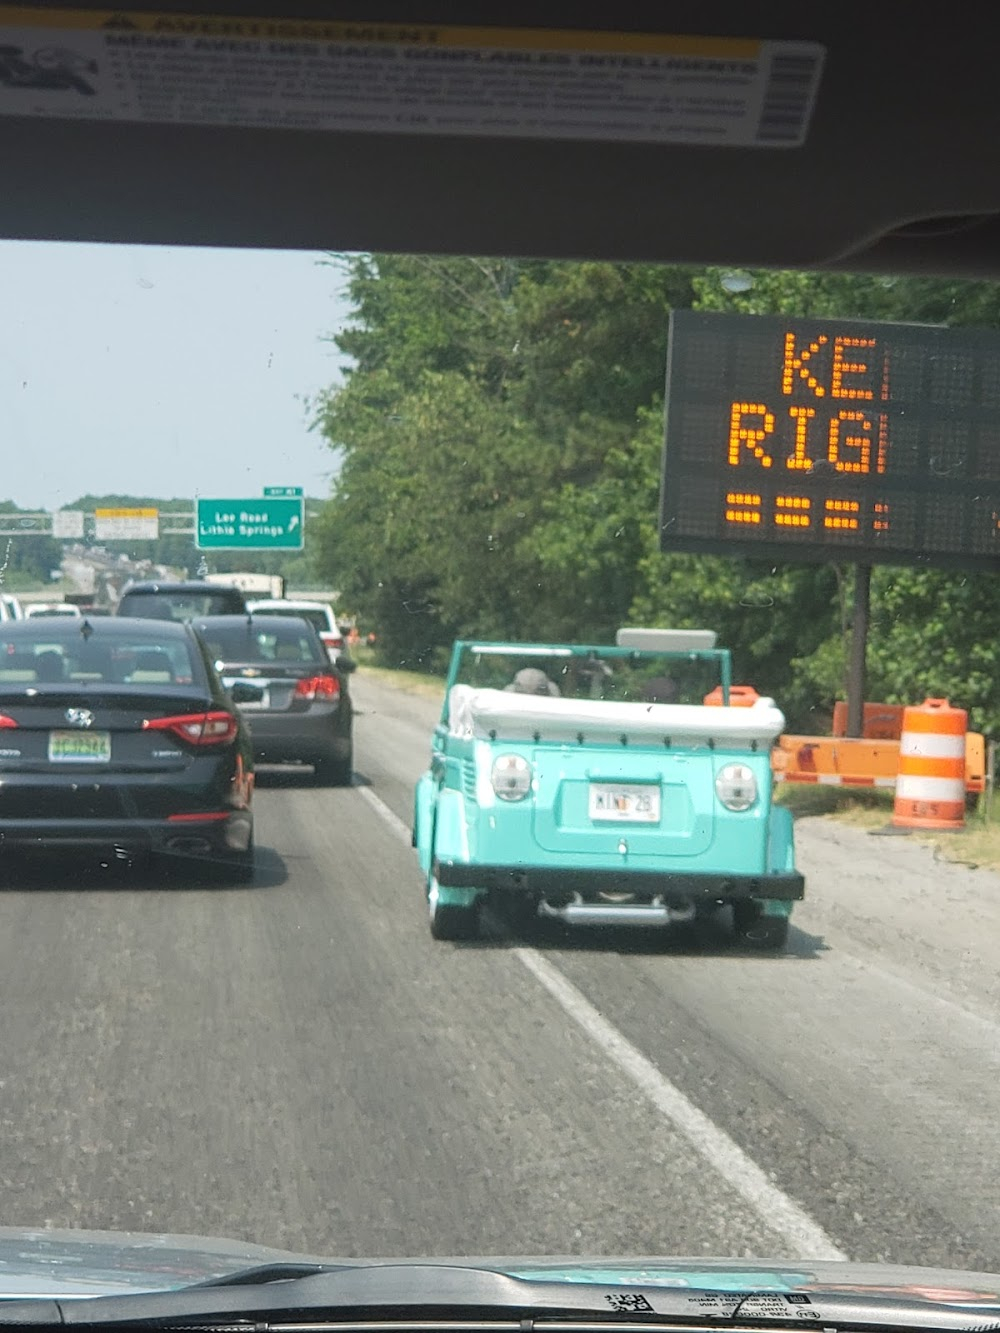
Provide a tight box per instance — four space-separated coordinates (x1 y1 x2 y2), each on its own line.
537 894 695 928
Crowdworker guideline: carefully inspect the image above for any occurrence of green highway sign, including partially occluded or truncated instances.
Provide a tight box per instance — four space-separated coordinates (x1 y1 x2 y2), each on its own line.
264 486 303 497
196 497 304 550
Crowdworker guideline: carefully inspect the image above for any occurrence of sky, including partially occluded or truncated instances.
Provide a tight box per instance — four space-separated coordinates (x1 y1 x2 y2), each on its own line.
0 241 355 511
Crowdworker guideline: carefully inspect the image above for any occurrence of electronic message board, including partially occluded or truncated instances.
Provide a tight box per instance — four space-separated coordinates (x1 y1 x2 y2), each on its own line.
661 311 1000 569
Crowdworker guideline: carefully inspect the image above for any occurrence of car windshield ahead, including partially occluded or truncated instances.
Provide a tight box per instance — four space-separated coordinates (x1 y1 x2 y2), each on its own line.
255 606 330 634
120 591 244 619
199 620 325 667
0 631 198 686
451 644 725 707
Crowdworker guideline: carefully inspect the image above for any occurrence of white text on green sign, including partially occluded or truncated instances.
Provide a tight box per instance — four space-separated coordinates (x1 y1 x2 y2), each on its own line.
196 498 304 549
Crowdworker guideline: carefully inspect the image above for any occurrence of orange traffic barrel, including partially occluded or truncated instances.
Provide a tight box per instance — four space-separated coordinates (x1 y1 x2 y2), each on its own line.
893 698 967 830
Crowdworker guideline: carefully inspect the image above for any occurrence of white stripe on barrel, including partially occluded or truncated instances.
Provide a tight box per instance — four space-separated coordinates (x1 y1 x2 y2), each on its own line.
896 774 968 802
899 732 966 760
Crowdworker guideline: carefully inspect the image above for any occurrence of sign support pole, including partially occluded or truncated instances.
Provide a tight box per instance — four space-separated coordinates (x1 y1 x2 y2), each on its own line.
846 563 871 738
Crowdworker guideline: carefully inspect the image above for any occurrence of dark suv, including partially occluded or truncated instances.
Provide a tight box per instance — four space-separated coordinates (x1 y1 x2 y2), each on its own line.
115 580 248 620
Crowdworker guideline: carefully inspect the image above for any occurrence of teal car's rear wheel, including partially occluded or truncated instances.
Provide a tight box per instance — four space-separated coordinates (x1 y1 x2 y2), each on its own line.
428 875 481 941
732 901 790 950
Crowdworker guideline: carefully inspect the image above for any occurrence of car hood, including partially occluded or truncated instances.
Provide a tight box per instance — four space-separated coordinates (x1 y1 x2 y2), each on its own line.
2 1229 1000 1307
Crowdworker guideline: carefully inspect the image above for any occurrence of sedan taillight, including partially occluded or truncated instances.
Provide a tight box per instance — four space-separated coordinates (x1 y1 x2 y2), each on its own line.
0 715 17 729
143 710 239 746
293 675 340 702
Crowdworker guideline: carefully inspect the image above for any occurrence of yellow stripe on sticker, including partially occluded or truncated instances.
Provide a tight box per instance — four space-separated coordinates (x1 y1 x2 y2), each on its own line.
414 27 757 58
0 9 760 57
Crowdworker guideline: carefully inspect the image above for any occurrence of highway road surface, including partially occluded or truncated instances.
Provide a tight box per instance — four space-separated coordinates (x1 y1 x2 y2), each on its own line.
0 670 996 1273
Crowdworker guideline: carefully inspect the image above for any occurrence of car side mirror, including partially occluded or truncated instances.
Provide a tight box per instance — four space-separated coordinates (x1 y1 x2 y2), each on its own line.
337 656 358 674
230 681 265 704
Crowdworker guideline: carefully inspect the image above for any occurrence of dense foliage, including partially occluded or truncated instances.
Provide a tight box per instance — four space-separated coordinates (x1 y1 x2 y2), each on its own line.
313 258 1000 733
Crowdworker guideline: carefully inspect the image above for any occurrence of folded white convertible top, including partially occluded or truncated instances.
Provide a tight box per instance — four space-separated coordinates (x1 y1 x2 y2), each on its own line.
447 686 785 746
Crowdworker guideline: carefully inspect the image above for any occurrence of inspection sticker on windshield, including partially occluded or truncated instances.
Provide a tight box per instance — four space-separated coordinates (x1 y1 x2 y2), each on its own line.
0 10 824 147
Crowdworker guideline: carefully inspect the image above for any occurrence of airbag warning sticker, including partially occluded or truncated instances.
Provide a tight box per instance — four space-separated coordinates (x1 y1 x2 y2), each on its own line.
0 10 824 146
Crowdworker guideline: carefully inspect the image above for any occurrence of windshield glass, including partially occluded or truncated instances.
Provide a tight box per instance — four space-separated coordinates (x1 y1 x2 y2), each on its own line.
199 620 325 665
119 591 245 618
255 606 330 633
0 630 197 685
452 645 724 706
3 236 1000 1294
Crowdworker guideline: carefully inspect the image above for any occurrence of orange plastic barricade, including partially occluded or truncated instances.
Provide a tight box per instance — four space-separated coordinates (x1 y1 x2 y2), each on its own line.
893 698 967 830
966 731 986 795
772 729 984 795
831 701 905 740
703 685 760 708
771 735 899 787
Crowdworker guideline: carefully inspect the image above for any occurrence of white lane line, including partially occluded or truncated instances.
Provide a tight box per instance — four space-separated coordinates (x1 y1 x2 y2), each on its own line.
357 783 847 1262
356 782 413 842
514 946 846 1260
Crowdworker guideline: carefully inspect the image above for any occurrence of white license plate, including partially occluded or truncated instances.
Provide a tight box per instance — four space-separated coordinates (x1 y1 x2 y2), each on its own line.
588 783 661 823
48 730 111 763
225 678 270 709
237 691 270 711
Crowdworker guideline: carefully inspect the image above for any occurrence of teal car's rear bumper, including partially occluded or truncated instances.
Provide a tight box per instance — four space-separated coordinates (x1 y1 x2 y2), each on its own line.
433 859 804 902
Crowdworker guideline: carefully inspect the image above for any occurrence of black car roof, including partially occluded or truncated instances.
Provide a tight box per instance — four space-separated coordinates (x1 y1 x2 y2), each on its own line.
0 617 194 641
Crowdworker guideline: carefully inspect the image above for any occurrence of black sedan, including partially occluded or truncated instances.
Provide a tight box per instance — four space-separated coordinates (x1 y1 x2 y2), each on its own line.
0 616 256 881
195 615 354 786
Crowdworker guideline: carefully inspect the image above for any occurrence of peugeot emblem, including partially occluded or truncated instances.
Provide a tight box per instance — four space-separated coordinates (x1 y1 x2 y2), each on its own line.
65 708 94 729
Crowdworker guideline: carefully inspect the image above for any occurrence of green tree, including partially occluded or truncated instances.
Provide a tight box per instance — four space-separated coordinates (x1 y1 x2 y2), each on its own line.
865 567 1000 735
0 500 66 589
313 255 694 658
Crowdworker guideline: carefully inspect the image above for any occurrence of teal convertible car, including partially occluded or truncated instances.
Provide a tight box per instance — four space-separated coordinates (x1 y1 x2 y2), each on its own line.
413 630 803 949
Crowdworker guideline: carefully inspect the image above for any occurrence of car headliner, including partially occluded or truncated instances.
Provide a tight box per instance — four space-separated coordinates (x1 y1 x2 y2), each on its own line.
0 3 992 277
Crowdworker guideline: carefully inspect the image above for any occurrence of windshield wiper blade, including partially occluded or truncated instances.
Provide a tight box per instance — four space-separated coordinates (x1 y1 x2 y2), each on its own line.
187 1264 346 1289
3 1265 1000 1331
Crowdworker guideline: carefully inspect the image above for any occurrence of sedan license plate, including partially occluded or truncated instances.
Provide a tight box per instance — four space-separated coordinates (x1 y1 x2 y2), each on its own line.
588 783 661 823
236 691 270 711
48 730 111 763
224 678 270 710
